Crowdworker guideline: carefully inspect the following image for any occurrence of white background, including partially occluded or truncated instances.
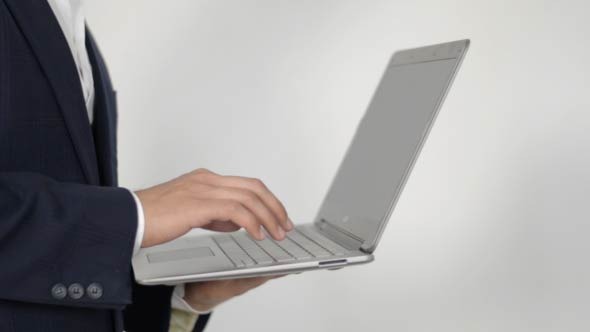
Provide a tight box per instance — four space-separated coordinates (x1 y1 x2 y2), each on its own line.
86 1 589 331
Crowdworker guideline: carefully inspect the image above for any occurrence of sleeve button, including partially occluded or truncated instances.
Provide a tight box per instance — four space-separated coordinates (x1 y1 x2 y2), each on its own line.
87 283 103 300
51 284 67 300
68 283 85 300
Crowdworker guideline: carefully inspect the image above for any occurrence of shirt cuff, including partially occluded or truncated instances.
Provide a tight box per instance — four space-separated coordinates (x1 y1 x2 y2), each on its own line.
172 284 212 315
129 190 145 256
170 308 200 332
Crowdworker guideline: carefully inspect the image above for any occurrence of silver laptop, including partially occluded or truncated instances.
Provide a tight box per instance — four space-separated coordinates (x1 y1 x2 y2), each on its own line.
133 40 470 285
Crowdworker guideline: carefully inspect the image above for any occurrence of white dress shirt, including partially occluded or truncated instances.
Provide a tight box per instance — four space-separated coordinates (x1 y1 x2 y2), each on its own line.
46 0 204 315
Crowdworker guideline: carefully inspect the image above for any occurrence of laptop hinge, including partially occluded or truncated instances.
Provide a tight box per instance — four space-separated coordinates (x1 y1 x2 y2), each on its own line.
315 219 365 251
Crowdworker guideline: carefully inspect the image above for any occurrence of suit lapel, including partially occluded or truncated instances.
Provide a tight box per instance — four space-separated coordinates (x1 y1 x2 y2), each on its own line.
86 29 118 187
4 0 100 185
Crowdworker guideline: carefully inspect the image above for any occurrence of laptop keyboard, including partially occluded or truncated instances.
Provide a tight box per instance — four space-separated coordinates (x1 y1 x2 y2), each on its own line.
213 228 348 268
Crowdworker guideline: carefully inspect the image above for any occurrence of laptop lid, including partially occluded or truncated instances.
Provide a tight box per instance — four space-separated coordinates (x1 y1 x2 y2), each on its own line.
314 40 469 253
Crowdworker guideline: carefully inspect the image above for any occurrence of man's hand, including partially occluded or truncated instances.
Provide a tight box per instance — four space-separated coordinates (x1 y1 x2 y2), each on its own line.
183 276 284 312
135 168 293 248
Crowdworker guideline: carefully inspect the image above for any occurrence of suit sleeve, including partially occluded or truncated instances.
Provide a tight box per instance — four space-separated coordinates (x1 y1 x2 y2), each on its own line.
0 172 137 309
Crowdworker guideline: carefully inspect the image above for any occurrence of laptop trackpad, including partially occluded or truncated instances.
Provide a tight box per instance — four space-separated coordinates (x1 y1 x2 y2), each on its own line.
147 247 214 263
137 235 235 280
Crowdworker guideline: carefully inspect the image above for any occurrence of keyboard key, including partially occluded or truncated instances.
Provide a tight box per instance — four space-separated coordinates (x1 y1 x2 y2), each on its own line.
297 227 348 256
272 237 312 260
239 255 256 267
232 234 274 264
255 237 295 262
288 231 332 258
214 235 250 267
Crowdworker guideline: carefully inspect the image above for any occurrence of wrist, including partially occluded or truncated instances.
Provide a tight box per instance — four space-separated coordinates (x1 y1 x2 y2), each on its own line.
172 284 213 314
183 292 216 313
185 298 214 313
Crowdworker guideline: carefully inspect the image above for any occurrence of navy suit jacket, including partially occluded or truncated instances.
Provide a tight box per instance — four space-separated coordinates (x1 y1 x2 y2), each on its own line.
0 0 209 331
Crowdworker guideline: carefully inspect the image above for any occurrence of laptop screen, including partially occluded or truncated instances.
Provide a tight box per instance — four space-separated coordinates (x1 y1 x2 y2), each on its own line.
315 41 468 251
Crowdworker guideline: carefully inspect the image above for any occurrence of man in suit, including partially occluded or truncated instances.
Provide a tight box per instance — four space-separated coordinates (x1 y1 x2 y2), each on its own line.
0 0 293 331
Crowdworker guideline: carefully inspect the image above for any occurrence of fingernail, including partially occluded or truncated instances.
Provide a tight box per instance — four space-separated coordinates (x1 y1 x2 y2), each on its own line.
277 227 285 239
287 218 294 230
259 229 266 240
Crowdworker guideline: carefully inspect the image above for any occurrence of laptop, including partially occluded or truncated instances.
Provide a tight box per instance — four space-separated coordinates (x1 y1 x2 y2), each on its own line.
133 39 470 285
